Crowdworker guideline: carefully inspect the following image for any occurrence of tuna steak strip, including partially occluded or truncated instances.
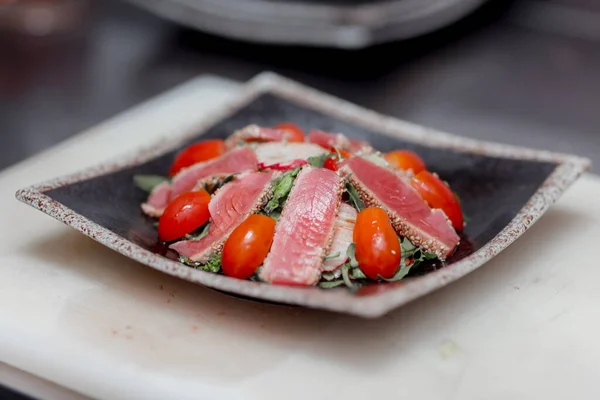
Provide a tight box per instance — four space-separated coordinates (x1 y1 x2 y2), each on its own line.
140 147 258 217
170 147 258 200
225 125 297 149
259 167 344 286
141 181 171 218
340 157 460 260
323 203 357 272
308 130 374 154
170 171 276 262
308 129 352 150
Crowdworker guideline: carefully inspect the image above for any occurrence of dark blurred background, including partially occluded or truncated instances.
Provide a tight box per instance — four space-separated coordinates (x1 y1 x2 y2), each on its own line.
0 0 598 172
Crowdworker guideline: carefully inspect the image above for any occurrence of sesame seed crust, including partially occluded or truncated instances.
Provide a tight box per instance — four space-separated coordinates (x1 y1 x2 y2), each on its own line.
339 165 455 260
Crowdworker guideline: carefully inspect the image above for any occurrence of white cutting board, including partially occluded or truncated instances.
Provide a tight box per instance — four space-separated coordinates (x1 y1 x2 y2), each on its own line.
1 75 600 400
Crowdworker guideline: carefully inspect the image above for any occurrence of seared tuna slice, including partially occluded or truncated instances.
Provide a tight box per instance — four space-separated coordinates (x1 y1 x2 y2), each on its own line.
141 181 171 218
170 147 257 200
170 171 275 262
225 124 298 149
308 129 351 150
308 130 373 154
323 203 357 272
259 167 344 286
340 157 460 260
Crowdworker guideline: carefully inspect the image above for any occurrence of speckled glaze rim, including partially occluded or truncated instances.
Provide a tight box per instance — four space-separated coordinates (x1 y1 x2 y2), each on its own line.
15 72 591 318
125 0 486 49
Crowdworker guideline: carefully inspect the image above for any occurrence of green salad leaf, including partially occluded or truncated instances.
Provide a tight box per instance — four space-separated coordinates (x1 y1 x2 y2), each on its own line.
134 175 169 193
345 180 365 211
346 243 359 267
179 252 222 273
378 265 413 282
321 271 339 281
318 280 346 289
204 175 236 195
184 222 211 240
307 154 329 168
263 167 300 215
201 253 222 273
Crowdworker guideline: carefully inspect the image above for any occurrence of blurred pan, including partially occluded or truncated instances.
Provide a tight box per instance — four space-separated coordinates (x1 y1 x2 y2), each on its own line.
126 0 487 48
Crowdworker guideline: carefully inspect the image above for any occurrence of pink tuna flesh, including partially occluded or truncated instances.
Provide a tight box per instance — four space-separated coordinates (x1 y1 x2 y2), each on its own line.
259 167 343 286
341 157 460 260
323 203 357 272
308 129 351 150
169 171 275 262
170 147 257 200
225 124 298 149
141 181 171 217
348 139 373 154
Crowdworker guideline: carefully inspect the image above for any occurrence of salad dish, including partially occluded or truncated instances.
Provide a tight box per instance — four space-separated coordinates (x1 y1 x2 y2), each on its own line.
137 124 467 289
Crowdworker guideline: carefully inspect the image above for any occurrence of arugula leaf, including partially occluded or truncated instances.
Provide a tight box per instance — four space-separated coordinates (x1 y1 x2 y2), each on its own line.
264 169 298 214
184 223 211 240
319 280 346 289
289 166 302 177
400 237 418 258
341 263 355 289
321 271 339 281
346 243 359 267
134 175 169 193
205 175 236 195
199 253 222 273
307 154 329 168
324 251 341 260
179 252 222 273
350 268 367 280
249 269 265 282
345 180 365 211
268 210 282 221
378 265 413 282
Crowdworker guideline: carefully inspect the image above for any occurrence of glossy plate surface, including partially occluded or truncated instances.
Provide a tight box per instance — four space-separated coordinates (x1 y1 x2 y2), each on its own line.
15 72 590 317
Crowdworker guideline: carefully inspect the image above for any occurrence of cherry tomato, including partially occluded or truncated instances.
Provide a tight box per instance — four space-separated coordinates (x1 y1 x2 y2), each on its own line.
158 190 211 242
222 214 276 279
274 122 305 143
323 156 338 171
411 171 464 231
353 207 401 280
169 140 226 176
384 150 426 174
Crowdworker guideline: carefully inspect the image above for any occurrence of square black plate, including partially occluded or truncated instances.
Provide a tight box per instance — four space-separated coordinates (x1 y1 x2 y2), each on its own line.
16 73 590 317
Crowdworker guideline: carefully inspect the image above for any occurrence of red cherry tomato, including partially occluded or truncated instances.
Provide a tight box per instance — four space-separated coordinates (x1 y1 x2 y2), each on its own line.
158 190 211 242
323 156 338 171
384 150 426 174
169 140 226 176
222 214 276 280
411 171 464 231
274 122 305 143
353 207 401 280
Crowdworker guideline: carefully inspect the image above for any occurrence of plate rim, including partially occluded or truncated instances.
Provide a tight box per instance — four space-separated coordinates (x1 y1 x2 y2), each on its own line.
15 72 591 318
